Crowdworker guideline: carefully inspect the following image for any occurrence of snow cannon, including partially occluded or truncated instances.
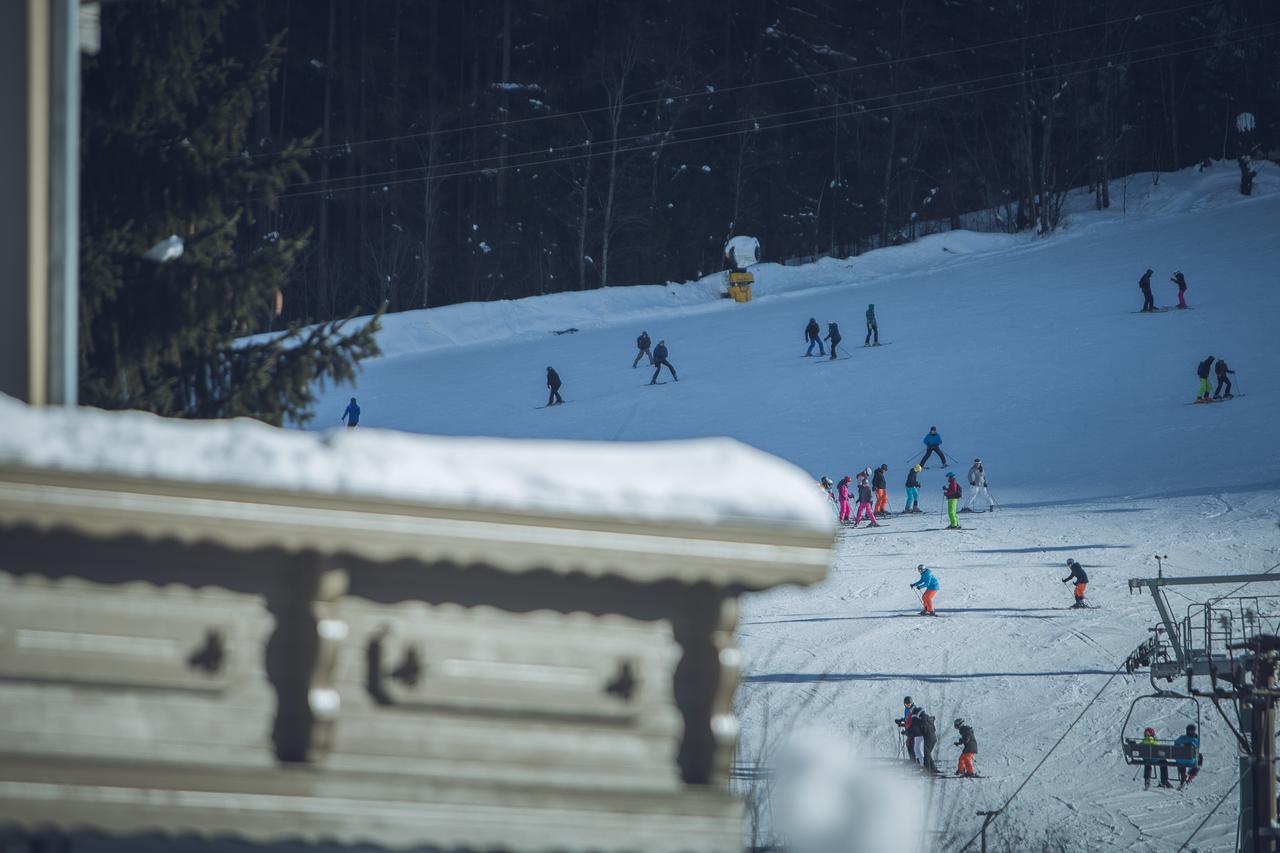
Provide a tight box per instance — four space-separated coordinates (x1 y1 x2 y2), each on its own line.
723 235 759 303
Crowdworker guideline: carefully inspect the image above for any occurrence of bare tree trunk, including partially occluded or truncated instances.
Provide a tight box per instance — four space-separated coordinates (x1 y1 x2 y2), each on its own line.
577 135 593 291
600 38 638 289
316 0 337 317
496 0 512 208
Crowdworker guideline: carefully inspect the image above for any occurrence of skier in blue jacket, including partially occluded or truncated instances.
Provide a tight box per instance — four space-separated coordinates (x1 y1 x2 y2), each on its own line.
341 397 361 429
919 427 947 467
1174 725 1202 789
911 564 940 615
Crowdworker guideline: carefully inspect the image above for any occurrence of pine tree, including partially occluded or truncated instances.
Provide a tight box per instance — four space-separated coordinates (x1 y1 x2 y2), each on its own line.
79 0 380 426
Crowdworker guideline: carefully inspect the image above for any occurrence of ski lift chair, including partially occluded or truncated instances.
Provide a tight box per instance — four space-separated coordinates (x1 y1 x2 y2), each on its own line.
1120 692 1201 767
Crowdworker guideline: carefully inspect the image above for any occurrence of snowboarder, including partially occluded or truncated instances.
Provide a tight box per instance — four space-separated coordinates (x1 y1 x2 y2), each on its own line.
824 322 842 360
872 464 890 515
546 367 565 406
804 318 825 357
1171 271 1189 309
836 475 853 523
954 719 978 778
911 563 939 615
1195 355 1214 403
919 426 947 467
1213 358 1236 399
963 458 995 512
904 464 923 513
650 340 678 384
853 474 880 527
1138 269 1156 312
943 473 962 529
1062 558 1089 608
1141 727 1172 789
633 331 653 368
341 397 361 429
1174 724 1202 789
914 708 939 772
864 304 879 346
896 697 921 765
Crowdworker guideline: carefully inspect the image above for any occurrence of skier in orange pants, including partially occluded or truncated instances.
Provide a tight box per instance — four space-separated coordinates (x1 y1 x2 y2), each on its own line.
954 719 978 777
872 464 890 515
910 564 939 616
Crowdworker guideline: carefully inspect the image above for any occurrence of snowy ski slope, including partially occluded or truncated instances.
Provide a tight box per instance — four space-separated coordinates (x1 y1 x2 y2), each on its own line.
310 162 1280 851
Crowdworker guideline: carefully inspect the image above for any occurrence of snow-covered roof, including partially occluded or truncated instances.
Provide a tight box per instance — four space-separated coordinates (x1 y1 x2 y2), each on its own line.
0 395 833 588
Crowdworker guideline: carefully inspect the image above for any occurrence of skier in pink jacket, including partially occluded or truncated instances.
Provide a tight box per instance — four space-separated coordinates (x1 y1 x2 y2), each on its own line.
837 476 853 523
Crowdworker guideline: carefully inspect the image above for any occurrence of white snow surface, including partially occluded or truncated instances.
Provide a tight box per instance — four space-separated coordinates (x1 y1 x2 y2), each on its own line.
0 396 833 531
303 161 1280 851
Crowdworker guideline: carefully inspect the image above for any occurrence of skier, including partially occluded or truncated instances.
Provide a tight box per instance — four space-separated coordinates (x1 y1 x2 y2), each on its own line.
650 340 678 384
1213 358 1236 399
904 464 923 513
836 475 853 523
853 473 880 527
963 458 995 512
872 464 890 516
804 318 825 357
819 477 839 517
1194 355 1214 403
895 697 921 766
1138 268 1156 312
919 426 947 468
864 304 879 346
954 718 979 778
914 708 939 772
943 473 962 529
1141 727 1172 789
1174 724 1202 789
633 331 653 368
824 322 842 360
546 367 565 406
1062 558 1089 608
1171 271 1189 309
340 397 361 429
911 563 940 615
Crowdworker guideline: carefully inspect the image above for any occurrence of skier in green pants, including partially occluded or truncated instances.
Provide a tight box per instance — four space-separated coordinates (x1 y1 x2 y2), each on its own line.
943 473 962 529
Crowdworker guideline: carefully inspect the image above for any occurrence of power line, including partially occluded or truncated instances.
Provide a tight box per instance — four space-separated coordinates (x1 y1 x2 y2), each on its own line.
256 0 1212 160
267 25 1278 204
1175 763 1246 851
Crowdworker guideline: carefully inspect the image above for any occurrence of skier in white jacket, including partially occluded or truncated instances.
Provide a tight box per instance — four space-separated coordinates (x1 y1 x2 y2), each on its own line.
963 458 995 512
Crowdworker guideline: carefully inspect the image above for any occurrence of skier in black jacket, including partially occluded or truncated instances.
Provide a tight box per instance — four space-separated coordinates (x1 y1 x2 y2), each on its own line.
824 322 842 360
546 367 564 406
915 709 939 772
1138 269 1156 312
1062 558 1089 608
650 340 678 384
1214 359 1236 399
1195 355 1215 403
904 464 922 513
954 719 978 777
804 318 825 357
633 331 653 368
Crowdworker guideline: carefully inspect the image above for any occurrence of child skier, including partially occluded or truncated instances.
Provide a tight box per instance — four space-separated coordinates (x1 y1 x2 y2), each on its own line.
1138 268 1156 312
819 477 838 516
824 322 842 360
872 464 890 516
837 476 853 523
1174 724 1202 789
919 427 947 467
943 473 962 529
963 458 995 512
650 340 678 384
864 304 879 346
1195 355 1214 403
853 474 880 527
341 397 361 429
1141 727 1172 789
804 318 825 357
911 564 939 615
904 464 922 513
1171 271 1189 309
1062 558 1089 608
633 331 653 367
953 718 978 777
1214 358 1236 399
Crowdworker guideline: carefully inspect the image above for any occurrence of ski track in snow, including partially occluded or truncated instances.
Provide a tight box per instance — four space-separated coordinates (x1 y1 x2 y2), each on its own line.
307 164 1280 851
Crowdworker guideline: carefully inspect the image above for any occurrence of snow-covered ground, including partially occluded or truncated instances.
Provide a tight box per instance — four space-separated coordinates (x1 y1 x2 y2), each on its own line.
309 162 1280 851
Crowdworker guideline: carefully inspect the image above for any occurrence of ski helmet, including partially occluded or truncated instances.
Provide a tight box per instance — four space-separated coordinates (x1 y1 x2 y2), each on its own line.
946 472 956 479
917 564 926 573
913 464 922 473
1144 727 1156 737
903 696 913 705
1186 724 1197 736
954 718 964 728
1065 558 1075 566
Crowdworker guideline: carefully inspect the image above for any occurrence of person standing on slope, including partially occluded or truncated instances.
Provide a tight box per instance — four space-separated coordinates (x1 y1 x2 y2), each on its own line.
914 708 939 772
836 475 853 523
824 321 842 360
1062 558 1089 608
341 397 361 429
1138 268 1156 312
904 464 923 513
650 340 679 384
1214 358 1236 399
864 304 879 346
853 473 880 527
1171 271 1189 309
911 563 940 615
804 318 825 357
895 697 921 765
943 473 962 529
1195 355 1214 403
872 464 890 516
919 426 947 467
1174 725 1202 790
819 477 839 517
963 458 995 512
633 331 653 368
546 367 565 406
954 719 979 778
